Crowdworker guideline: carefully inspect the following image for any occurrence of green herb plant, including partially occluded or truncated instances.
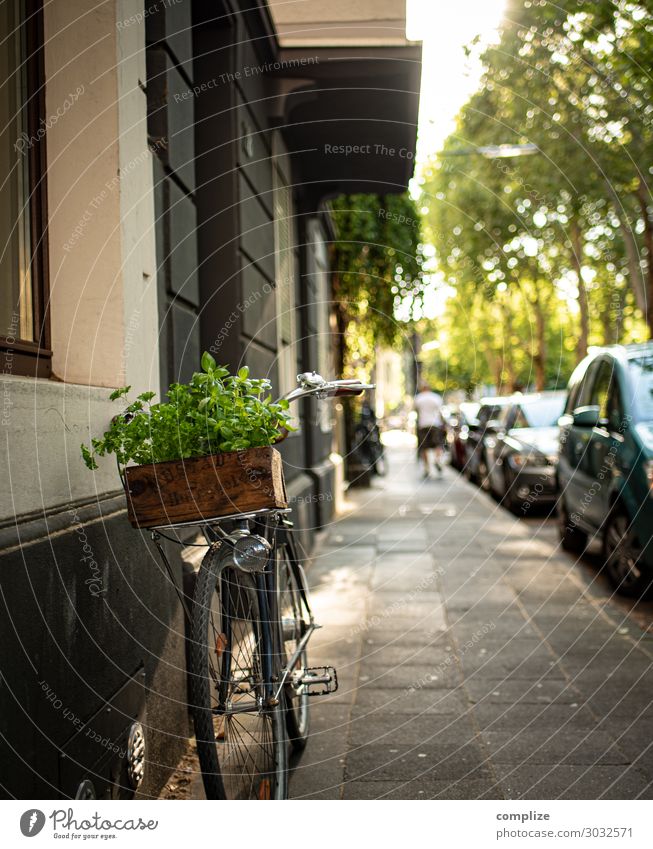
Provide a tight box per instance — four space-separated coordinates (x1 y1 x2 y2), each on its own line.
81 352 294 472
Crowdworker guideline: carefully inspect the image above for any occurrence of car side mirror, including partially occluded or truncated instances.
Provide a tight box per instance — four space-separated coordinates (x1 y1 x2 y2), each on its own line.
572 406 601 428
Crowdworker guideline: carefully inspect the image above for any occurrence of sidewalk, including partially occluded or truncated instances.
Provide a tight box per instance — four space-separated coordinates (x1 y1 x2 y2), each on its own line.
293 438 653 799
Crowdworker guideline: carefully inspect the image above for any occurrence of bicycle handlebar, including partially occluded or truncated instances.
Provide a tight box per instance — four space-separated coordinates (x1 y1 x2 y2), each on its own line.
277 372 375 405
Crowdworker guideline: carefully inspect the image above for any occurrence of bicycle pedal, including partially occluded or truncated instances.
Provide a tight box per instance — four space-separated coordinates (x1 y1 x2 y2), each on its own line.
297 666 338 696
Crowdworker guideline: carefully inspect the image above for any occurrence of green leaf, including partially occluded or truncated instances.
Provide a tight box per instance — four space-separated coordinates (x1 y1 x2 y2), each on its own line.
109 386 131 402
80 443 98 470
238 366 250 379
201 351 217 372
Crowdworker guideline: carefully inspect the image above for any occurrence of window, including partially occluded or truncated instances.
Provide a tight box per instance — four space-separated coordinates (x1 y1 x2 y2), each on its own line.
521 395 566 428
272 134 297 424
577 360 602 408
0 0 49 377
627 355 653 424
589 360 615 420
607 379 625 434
307 219 332 432
510 407 530 429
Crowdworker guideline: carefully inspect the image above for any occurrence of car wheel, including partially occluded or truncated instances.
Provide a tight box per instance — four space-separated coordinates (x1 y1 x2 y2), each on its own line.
477 454 491 492
557 496 587 553
502 469 519 513
603 508 653 598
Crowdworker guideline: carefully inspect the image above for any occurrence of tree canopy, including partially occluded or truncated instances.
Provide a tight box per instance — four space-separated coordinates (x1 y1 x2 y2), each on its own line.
420 0 651 393
330 193 426 376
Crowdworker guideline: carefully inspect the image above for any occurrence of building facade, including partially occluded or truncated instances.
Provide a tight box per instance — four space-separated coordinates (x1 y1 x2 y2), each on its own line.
0 0 419 798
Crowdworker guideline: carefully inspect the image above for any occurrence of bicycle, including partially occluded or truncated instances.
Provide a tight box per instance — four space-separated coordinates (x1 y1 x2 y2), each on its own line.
150 372 372 800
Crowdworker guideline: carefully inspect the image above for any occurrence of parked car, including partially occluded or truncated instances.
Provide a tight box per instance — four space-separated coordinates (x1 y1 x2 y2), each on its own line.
448 402 480 470
557 343 653 597
482 391 566 511
464 396 515 483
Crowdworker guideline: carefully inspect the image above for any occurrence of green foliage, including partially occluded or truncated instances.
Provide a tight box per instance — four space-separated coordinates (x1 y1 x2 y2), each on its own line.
81 353 294 472
330 193 426 373
419 0 651 394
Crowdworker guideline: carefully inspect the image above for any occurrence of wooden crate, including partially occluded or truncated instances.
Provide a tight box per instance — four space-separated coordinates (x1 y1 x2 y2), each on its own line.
124 446 288 528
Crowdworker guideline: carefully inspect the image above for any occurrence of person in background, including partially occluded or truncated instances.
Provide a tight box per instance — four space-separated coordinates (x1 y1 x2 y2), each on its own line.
414 382 445 479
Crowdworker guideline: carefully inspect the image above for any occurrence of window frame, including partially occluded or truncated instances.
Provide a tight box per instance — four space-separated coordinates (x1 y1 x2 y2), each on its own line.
0 0 50 378
272 131 299 430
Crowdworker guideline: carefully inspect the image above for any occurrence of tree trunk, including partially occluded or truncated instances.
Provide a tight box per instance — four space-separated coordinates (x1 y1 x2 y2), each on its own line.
531 288 547 392
636 180 653 337
603 179 647 317
570 220 589 361
501 301 517 392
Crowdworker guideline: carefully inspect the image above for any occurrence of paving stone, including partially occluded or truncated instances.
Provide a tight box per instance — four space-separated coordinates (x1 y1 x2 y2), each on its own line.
347 713 478 748
358 661 462 691
495 763 653 799
466 677 577 705
460 647 559 679
345 741 492 782
342 778 503 799
472 702 597 733
352 686 470 716
359 646 455 673
481 729 629 766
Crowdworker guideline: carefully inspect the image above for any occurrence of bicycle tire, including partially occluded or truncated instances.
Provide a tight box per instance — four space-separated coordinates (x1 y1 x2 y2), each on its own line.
190 548 288 799
276 543 310 751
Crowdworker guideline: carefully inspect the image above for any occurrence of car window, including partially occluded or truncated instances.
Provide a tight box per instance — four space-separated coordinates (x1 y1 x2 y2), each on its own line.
607 378 625 434
478 406 492 425
565 378 583 414
589 360 615 419
627 355 653 423
497 405 513 428
576 360 604 408
510 407 529 428
515 395 566 428
479 404 501 425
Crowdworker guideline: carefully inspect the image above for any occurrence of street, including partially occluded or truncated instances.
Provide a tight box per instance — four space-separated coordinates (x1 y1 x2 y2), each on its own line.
292 438 653 800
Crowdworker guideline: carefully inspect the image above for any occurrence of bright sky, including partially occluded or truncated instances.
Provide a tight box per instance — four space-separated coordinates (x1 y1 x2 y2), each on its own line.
403 0 507 320
406 0 507 169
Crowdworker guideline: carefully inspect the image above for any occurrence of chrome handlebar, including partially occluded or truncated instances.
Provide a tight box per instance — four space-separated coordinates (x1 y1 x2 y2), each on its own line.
278 371 375 404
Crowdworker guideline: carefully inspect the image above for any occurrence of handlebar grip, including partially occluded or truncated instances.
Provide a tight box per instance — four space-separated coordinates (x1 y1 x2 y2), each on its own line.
334 386 366 397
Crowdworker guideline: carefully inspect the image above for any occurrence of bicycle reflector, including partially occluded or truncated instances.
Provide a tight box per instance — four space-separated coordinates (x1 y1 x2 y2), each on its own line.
232 535 271 572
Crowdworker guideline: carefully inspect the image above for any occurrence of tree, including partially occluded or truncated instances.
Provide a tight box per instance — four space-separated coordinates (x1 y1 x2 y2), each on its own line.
330 193 425 377
420 0 650 395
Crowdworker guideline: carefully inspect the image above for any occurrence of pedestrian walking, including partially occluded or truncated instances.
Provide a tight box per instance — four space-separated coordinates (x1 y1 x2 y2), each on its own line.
414 382 445 479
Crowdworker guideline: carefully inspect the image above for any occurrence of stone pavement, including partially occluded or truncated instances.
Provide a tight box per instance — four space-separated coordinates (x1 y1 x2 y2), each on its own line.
291 439 653 800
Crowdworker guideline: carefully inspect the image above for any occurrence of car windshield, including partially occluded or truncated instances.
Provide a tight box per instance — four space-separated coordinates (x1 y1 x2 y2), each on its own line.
481 405 502 422
628 355 653 423
517 396 565 428
459 402 480 422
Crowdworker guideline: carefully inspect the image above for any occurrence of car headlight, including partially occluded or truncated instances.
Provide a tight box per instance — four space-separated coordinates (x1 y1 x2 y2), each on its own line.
510 452 542 468
644 459 653 496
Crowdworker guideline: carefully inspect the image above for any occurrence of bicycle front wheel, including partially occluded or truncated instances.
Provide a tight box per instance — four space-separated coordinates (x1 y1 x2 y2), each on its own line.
276 543 311 751
190 552 288 799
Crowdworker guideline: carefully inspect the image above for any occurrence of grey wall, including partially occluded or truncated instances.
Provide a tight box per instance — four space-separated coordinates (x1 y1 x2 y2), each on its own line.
0 496 188 799
146 0 200 394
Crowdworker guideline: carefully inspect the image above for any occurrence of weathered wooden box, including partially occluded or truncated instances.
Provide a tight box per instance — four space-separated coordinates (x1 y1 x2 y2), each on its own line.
124 446 288 528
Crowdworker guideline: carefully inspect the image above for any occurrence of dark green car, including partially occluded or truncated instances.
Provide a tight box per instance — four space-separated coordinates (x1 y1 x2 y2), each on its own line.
557 343 653 597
